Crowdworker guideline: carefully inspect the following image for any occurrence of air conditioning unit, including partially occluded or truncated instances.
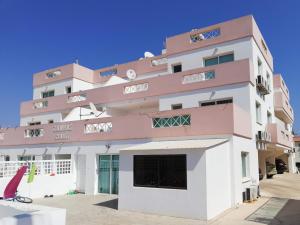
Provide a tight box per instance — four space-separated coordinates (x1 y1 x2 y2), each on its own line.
246 185 258 202
256 75 270 95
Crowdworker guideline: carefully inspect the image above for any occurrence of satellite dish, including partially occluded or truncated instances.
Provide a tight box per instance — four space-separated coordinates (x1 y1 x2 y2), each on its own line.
126 69 137 80
144 51 155 58
151 60 159 66
89 102 101 117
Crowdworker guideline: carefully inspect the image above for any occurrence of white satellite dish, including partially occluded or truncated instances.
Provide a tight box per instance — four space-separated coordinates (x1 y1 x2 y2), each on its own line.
151 60 159 66
199 34 205 40
126 69 137 80
89 102 101 117
144 51 155 58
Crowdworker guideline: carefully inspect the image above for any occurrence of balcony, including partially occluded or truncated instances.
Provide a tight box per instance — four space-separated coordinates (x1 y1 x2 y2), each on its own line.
274 91 294 123
165 15 273 70
1 104 252 147
267 123 293 149
21 59 253 117
273 74 289 100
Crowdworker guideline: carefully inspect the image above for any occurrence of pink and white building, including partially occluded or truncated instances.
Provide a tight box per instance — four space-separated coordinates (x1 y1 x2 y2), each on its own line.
0 15 295 220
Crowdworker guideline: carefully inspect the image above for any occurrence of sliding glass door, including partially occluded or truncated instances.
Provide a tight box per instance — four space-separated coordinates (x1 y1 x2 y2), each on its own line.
98 155 119 194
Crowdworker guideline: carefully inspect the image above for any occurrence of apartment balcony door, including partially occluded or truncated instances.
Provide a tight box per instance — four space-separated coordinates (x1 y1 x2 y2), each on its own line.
98 155 119 194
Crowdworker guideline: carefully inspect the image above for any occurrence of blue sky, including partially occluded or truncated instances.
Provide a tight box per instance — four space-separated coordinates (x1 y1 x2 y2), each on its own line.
0 0 299 132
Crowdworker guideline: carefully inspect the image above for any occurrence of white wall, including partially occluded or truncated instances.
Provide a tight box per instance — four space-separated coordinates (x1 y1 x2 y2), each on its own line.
33 78 94 100
33 80 73 100
20 112 62 126
167 37 252 73
0 201 66 225
159 83 251 113
230 136 258 205
118 148 207 219
72 78 94 92
205 141 231 219
251 38 275 138
118 141 233 220
0 174 75 199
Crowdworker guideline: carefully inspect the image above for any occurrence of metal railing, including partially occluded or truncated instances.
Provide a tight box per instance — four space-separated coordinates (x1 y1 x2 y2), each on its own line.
0 160 72 178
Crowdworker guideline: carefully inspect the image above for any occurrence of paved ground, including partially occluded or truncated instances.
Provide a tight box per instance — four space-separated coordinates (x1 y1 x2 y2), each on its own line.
34 173 300 225
260 173 300 199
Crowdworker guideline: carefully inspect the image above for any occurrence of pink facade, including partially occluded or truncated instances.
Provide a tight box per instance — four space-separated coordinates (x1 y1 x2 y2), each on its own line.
267 123 293 148
22 59 253 117
274 91 294 122
0 104 251 147
33 64 94 87
166 15 273 70
32 15 272 88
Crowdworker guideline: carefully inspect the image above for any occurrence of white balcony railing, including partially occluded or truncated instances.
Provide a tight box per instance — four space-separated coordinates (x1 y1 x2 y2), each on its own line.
84 122 112 134
33 100 48 109
67 93 87 103
0 160 72 178
124 83 148 94
24 128 44 138
182 71 215 84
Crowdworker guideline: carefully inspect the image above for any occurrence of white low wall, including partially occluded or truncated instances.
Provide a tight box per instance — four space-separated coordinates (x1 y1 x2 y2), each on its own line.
0 201 66 225
0 174 75 199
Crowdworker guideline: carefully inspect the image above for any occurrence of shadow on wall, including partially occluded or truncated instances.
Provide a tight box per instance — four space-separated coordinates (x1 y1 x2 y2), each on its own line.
246 197 300 225
94 198 118 210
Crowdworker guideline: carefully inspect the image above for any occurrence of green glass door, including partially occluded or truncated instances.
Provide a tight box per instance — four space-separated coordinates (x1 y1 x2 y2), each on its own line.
111 155 119 194
99 155 111 194
98 155 119 194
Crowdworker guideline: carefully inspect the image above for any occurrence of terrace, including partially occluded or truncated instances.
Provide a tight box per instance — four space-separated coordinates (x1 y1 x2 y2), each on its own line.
1 104 251 147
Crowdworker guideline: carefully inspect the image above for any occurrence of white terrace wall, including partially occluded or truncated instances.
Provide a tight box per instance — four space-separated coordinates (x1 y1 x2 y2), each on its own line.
0 160 75 198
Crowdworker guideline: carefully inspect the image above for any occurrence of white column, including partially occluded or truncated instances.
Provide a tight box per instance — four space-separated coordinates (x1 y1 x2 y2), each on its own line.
85 153 97 195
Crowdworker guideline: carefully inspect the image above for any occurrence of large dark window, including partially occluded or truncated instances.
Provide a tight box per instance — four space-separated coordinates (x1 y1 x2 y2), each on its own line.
134 155 187 189
42 90 55 98
204 53 234 67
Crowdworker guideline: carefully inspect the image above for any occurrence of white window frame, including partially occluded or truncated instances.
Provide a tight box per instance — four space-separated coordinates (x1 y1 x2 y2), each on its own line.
241 152 250 181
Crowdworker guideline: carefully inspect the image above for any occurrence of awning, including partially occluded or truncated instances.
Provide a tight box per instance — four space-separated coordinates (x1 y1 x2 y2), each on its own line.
120 139 228 151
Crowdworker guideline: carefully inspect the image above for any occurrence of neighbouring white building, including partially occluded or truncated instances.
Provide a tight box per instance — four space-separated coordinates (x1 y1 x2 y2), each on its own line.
0 15 295 220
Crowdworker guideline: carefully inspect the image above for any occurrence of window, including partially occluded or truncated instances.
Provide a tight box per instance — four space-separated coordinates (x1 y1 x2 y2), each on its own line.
100 68 117 77
134 155 187 189
18 155 35 161
42 90 55 98
204 53 234 67
241 152 249 178
28 122 41 126
48 120 54 124
65 86 72 94
171 104 182 110
172 64 182 73
256 102 262 124
257 58 263 75
261 39 268 53
200 98 232 107
5 155 10 161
